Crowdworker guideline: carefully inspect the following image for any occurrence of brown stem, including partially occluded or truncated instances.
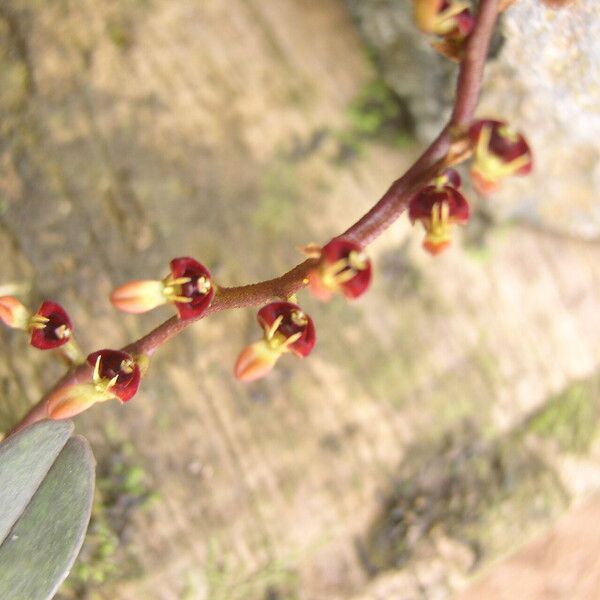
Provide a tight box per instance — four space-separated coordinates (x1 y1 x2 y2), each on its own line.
9 0 500 436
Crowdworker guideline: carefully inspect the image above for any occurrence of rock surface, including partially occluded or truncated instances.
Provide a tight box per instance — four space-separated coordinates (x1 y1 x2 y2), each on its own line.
347 0 600 239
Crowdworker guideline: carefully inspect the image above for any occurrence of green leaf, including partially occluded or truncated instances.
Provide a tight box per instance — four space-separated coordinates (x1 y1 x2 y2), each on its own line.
0 421 95 600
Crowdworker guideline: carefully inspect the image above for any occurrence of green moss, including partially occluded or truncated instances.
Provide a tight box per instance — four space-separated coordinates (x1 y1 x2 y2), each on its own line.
333 78 413 163
346 80 408 138
361 423 568 574
528 382 598 454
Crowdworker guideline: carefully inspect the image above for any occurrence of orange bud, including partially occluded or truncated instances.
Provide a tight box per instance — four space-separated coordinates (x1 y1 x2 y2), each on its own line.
423 238 451 255
307 269 333 302
234 340 281 382
110 280 167 314
469 167 500 196
46 383 110 420
0 296 30 330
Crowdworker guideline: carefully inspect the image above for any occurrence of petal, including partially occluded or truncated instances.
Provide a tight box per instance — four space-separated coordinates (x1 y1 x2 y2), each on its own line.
340 265 372 299
114 366 141 402
170 257 211 280
290 316 316 357
174 291 213 320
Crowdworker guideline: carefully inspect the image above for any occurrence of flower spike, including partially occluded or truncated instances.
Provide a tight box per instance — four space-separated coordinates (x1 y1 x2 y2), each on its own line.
468 119 533 195
409 178 470 255
308 238 372 302
111 256 215 320
235 302 316 382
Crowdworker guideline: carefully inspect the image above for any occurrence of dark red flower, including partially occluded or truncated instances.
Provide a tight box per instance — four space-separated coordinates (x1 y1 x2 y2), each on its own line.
166 257 215 320
308 238 372 301
111 256 215 318
235 302 316 382
29 301 73 350
409 183 470 255
257 302 316 357
468 119 533 194
87 349 141 402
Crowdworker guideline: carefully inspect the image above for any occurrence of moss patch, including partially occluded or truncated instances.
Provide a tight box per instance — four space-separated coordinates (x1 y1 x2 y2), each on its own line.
527 381 598 454
360 423 568 575
334 78 413 163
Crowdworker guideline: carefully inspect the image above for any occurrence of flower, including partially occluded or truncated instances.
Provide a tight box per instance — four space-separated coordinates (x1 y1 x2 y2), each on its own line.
111 256 215 320
86 349 141 402
0 297 76 351
29 301 73 350
413 0 472 36
468 119 533 194
413 0 474 60
47 349 142 419
408 175 470 255
308 238 372 302
234 302 316 382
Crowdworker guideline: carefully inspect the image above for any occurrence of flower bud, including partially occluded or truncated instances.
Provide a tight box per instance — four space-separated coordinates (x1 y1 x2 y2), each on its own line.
0 296 30 330
235 302 316 382
47 383 108 420
110 257 215 320
234 340 281 382
468 119 533 195
110 280 168 314
409 180 470 255
308 238 372 302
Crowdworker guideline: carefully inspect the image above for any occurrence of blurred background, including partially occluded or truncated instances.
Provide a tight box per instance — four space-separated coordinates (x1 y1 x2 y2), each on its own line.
1 0 599 598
